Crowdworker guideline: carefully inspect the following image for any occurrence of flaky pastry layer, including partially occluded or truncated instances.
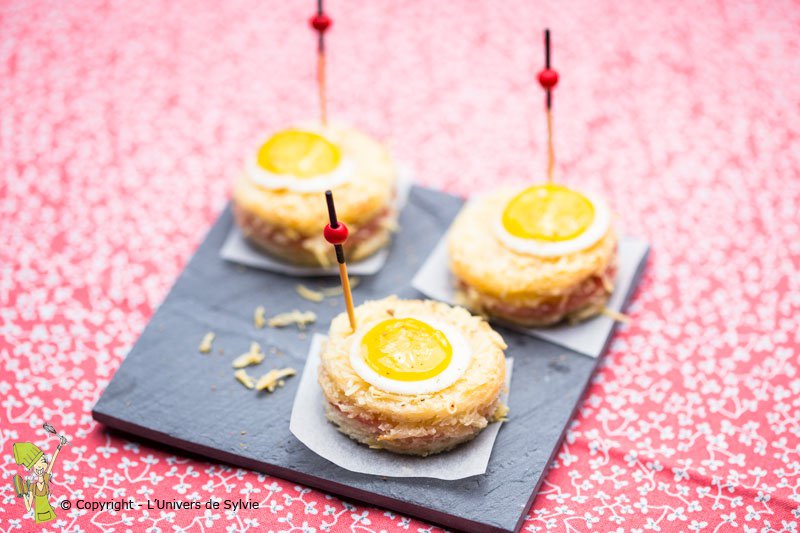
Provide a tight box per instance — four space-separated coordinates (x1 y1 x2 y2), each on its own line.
318 296 508 456
448 189 617 301
232 124 397 237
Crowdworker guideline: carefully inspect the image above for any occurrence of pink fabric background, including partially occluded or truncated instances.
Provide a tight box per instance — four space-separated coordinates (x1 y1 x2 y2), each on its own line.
2 0 799 531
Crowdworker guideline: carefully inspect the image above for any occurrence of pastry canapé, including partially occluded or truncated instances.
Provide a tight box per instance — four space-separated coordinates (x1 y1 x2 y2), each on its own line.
448 183 617 327
232 124 397 266
318 296 508 456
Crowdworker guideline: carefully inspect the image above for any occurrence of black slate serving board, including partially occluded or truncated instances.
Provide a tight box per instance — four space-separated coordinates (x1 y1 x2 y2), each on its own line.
93 186 649 533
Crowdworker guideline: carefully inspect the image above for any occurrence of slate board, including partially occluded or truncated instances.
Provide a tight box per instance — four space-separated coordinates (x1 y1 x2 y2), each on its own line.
92 186 649 533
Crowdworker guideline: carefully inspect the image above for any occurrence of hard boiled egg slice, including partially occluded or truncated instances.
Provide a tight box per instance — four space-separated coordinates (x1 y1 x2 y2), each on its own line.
494 183 610 257
245 129 354 192
349 317 472 395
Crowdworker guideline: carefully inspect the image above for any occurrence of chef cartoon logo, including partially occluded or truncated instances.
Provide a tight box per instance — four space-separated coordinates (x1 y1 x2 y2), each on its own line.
11 423 69 524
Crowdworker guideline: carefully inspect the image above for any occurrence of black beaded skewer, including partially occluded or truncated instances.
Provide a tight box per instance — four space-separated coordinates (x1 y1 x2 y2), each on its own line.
310 0 332 125
323 190 356 331
538 29 559 182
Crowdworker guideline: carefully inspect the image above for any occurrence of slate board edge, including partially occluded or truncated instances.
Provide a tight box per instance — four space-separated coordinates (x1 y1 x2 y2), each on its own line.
91 409 506 533
90 186 651 533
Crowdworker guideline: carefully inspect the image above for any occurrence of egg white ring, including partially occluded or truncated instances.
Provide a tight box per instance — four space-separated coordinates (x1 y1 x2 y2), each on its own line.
493 191 611 258
348 316 473 395
245 154 354 192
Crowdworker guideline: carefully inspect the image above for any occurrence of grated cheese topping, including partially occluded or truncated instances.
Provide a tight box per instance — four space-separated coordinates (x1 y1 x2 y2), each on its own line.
256 368 297 392
296 284 325 302
296 278 362 302
234 369 256 389
254 306 266 329
232 342 264 369
198 332 215 354
268 310 316 329
601 307 631 324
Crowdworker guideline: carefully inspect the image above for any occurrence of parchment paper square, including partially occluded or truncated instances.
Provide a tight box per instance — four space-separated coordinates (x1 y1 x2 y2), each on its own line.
220 168 413 277
411 235 650 358
290 334 513 480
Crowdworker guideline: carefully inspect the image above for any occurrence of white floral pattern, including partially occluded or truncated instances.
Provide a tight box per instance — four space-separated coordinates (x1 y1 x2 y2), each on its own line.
1 0 799 531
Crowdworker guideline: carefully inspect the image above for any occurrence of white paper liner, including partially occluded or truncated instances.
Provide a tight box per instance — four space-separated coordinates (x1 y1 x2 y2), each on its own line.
290 334 513 480
411 235 650 358
220 167 413 277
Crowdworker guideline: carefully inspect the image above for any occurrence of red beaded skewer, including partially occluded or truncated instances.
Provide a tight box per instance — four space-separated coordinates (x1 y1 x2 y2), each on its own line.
538 29 559 182
310 0 332 126
323 190 356 331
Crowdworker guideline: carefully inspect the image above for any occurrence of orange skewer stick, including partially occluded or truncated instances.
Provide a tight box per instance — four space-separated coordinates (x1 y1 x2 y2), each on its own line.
537 29 559 182
310 0 332 126
546 107 554 182
323 190 356 331
317 49 327 126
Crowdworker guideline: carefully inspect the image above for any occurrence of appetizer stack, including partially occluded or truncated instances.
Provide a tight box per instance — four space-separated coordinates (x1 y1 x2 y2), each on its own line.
448 30 617 327
448 184 616 326
318 296 507 456
231 3 398 267
316 191 509 456
234 15 617 460
232 125 397 266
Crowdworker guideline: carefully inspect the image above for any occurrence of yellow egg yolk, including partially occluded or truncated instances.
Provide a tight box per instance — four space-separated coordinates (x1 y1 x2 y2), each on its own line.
359 318 453 382
256 130 341 178
502 184 595 241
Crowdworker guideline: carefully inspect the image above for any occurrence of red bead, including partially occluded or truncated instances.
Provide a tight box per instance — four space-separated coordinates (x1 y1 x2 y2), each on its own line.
310 13 332 33
324 222 348 244
538 68 559 89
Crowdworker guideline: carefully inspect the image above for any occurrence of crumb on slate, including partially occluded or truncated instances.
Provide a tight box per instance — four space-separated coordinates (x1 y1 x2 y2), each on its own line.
268 310 316 329
232 342 264 369
296 278 361 303
254 305 266 329
234 369 255 389
199 332 215 354
322 277 360 295
255 368 297 393
296 284 324 302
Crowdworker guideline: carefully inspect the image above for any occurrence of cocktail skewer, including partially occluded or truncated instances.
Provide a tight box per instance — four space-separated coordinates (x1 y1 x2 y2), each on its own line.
538 29 559 182
323 190 356 331
310 0 332 125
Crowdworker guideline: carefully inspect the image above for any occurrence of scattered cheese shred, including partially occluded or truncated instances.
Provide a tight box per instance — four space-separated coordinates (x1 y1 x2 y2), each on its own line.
255 368 297 392
254 306 266 329
296 278 361 302
602 307 631 324
198 332 215 354
232 342 264 369
268 310 316 329
234 369 255 389
492 403 510 422
320 277 360 296
602 277 614 293
296 284 325 302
